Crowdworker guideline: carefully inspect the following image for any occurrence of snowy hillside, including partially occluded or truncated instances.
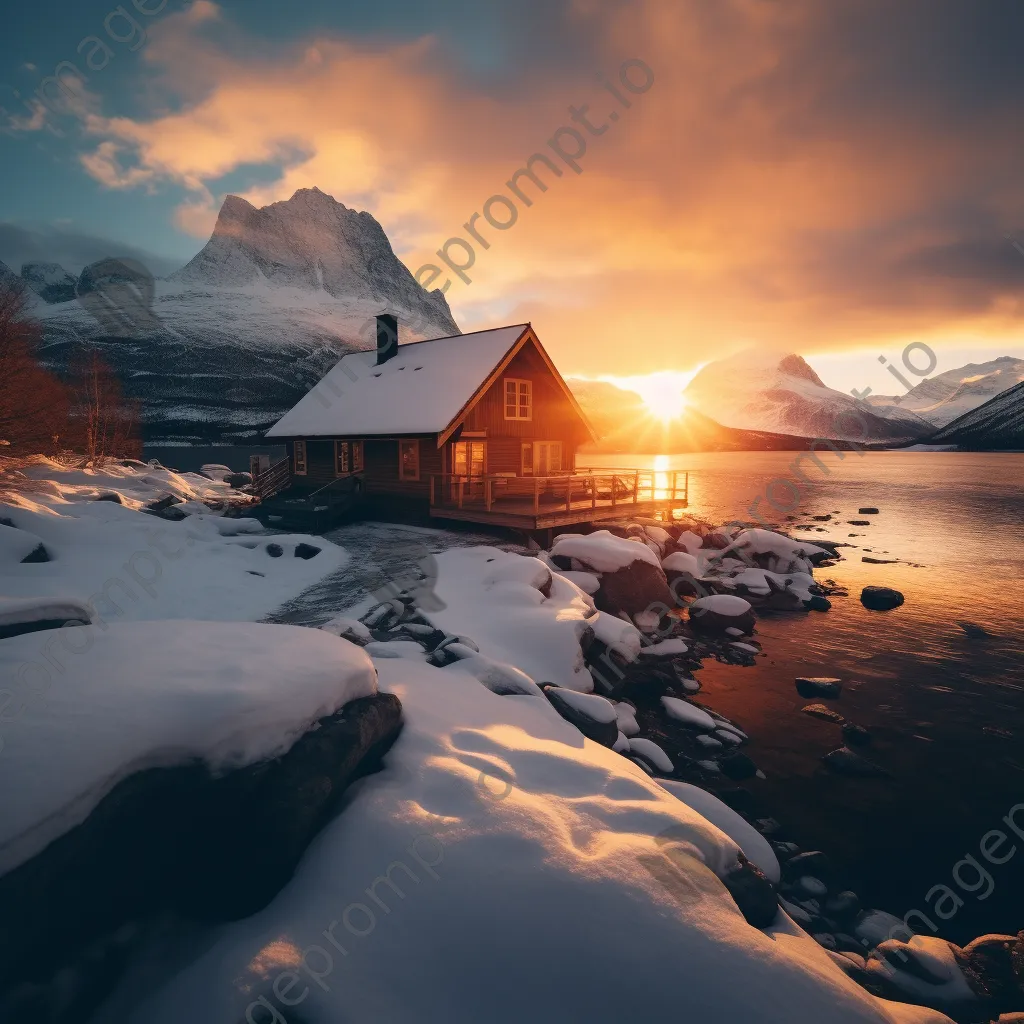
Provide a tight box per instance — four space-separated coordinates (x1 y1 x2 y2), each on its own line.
926 378 1024 449
867 356 1024 427
682 351 929 442
25 189 460 444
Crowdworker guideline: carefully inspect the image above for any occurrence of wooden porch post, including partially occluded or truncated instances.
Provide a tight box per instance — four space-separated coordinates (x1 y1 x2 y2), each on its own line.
565 475 571 512
458 478 464 509
633 470 639 504
534 475 540 514
590 473 596 509
611 475 617 507
430 475 436 506
485 477 493 512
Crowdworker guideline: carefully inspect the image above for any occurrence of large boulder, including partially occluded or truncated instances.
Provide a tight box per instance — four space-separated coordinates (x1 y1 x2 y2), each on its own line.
0 693 403 1022
688 595 756 635
860 586 904 611
595 560 675 626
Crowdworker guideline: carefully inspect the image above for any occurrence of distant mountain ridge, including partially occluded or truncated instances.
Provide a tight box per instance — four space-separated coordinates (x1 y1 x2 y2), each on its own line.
925 379 1024 449
681 349 930 442
867 356 1024 427
9 189 460 444
569 378 836 452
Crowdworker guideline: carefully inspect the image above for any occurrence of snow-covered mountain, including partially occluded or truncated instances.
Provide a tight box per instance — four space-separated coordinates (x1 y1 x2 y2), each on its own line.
867 356 1024 427
926 379 1024 449
682 350 930 442
24 189 459 444
20 263 78 304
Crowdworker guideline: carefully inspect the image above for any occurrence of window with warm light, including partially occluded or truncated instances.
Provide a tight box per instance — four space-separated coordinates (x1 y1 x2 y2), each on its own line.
352 440 364 472
293 440 307 475
399 439 420 480
504 378 532 420
334 440 350 475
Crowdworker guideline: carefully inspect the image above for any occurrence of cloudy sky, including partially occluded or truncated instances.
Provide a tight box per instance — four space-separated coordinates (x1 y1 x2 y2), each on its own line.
3 0 1024 392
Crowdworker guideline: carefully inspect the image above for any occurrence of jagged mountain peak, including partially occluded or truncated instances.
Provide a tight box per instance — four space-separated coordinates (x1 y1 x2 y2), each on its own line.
171 189 457 334
20 262 78 304
777 353 826 387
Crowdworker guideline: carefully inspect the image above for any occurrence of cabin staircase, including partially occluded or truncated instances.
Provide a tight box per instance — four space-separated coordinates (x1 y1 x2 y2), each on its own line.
251 460 364 533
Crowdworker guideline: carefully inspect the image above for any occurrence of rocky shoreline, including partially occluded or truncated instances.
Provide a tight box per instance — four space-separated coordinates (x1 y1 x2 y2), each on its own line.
337 517 1023 1024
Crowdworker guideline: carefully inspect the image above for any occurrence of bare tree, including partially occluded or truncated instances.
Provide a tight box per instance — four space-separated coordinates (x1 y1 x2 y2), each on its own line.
68 348 142 462
0 278 72 454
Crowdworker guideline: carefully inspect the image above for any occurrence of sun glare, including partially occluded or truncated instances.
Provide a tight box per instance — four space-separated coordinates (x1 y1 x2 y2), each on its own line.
598 371 699 422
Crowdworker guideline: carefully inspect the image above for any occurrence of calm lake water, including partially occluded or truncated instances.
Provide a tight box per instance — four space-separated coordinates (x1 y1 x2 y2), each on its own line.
598 451 1024 943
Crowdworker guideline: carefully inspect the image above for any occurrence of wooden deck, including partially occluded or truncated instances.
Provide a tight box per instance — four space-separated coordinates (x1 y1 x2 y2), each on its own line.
429 468 688 529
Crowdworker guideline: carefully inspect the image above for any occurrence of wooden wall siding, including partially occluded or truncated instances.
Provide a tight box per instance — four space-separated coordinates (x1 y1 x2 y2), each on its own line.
363 436 441 497
462 340 587 457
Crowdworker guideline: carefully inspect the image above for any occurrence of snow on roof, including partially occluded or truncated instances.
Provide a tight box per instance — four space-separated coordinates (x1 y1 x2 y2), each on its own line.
266 324 530 438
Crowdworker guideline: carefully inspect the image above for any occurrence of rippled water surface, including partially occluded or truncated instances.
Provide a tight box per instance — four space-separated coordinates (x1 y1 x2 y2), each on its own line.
599 451 1024 943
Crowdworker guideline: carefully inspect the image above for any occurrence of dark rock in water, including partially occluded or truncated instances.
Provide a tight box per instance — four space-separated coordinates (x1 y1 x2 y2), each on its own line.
957 620 992 639
718 750 759 780
802 704 845 724
225 472 252 488
722 853 778 929
785 851 833 881
543 686 618 747
803 595 832 612
862 556 899 564
825 891 863 924
595 560 674 623
858 508 879 515
294 542 321 560
812 514 832 521
822 747 890 777
0 693 403 1022
847 520 872 526
266 543 284 558
860 586 904 611
715 787 757 815
795 677 843 699
842 723 872 747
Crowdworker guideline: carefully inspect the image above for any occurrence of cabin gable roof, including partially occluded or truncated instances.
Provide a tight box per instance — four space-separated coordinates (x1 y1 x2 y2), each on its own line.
267 322 597 444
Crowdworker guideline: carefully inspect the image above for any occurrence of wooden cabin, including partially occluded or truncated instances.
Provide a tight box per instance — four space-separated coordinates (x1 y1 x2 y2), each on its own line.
261 315 688 531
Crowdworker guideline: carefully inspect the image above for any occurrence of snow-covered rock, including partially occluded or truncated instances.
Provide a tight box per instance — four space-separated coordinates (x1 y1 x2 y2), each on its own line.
661 696 716 731
688 595 756 635
628 737 675 773
0 621 378 875
431 547 595 692
544 685 618 745
551 530 661 572
558 569 601 594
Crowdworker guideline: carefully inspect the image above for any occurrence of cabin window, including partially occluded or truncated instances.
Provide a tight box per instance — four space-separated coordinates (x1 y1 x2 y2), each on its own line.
399 439 420 481
451 441 486 478
293 440 307 475
334 441 350 475
504 378 532 421
352 440 364 472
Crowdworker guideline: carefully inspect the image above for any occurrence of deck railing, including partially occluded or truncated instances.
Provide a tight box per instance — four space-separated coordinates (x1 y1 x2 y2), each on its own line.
429 468 687 514
252 456 291 501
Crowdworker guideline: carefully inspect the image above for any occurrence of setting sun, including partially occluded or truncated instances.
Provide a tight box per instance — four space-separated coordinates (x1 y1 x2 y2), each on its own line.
596 370 700 422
